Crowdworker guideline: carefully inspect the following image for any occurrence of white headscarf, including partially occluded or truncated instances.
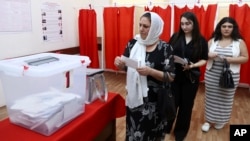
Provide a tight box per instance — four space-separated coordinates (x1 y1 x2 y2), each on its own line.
136 11 164 45
126 12 164 108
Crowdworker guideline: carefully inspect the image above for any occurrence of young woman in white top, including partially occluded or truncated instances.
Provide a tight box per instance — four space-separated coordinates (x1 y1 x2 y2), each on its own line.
202 17 249 132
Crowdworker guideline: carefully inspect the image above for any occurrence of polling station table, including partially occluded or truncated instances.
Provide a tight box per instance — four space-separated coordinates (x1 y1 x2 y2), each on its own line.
0 92 125 141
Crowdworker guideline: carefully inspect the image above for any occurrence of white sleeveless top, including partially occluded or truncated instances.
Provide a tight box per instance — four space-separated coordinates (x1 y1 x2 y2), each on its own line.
206 39 241 73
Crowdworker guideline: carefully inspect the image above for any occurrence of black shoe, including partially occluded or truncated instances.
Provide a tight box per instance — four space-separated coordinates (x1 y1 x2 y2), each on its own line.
175 136 184 141
164 125 172 133
165 119 174 133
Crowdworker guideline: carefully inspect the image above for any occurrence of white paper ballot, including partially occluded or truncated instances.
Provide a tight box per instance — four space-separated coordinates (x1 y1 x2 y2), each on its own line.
173 55 188 65
121 55 141 69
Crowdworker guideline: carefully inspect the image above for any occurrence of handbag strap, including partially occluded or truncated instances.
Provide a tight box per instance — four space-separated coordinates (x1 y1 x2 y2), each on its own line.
223 59 230 70
180 37 191 64
181 37 186 59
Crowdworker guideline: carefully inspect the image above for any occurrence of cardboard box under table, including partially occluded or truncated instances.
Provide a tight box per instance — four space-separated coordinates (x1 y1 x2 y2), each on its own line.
0 53 90 136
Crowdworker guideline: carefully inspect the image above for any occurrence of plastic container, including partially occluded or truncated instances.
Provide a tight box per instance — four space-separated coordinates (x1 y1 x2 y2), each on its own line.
85 68 108 104
0 53 90 136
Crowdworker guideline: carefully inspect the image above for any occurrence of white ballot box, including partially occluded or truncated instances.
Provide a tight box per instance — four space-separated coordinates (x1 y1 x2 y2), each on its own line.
0 53 90 136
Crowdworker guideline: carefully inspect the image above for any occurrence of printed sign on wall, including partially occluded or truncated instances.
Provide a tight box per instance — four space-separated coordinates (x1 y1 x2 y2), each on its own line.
41 2 63 42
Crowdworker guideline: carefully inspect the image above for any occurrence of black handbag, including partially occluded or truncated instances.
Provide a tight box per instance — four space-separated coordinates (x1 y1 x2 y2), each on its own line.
219 59 235 88
157 83 176 121
185 68 201 83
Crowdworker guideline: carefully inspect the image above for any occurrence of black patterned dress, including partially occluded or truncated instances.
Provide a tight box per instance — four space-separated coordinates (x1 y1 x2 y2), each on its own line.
123 40 175 141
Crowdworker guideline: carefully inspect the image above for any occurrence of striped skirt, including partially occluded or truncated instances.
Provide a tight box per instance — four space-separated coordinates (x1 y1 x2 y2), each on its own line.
204 61 240 124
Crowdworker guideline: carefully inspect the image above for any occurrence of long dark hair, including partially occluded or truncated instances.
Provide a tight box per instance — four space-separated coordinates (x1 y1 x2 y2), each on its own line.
211 17 243 41
170 12 203 60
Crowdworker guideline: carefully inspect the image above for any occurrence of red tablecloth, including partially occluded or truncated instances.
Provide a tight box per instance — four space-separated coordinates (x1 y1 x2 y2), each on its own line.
0 92 125 141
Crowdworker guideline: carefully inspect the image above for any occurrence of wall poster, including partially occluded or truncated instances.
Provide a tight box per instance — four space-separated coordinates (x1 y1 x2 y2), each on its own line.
41 2 63 42
0 0 32 32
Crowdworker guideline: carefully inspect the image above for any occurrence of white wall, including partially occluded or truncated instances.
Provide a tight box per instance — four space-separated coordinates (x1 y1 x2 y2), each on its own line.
0 0 111 60
1 1 73 60
0 0 110 107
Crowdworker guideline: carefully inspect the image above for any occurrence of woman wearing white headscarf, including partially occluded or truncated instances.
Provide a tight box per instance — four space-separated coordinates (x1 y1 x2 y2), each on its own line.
114 12 175 141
